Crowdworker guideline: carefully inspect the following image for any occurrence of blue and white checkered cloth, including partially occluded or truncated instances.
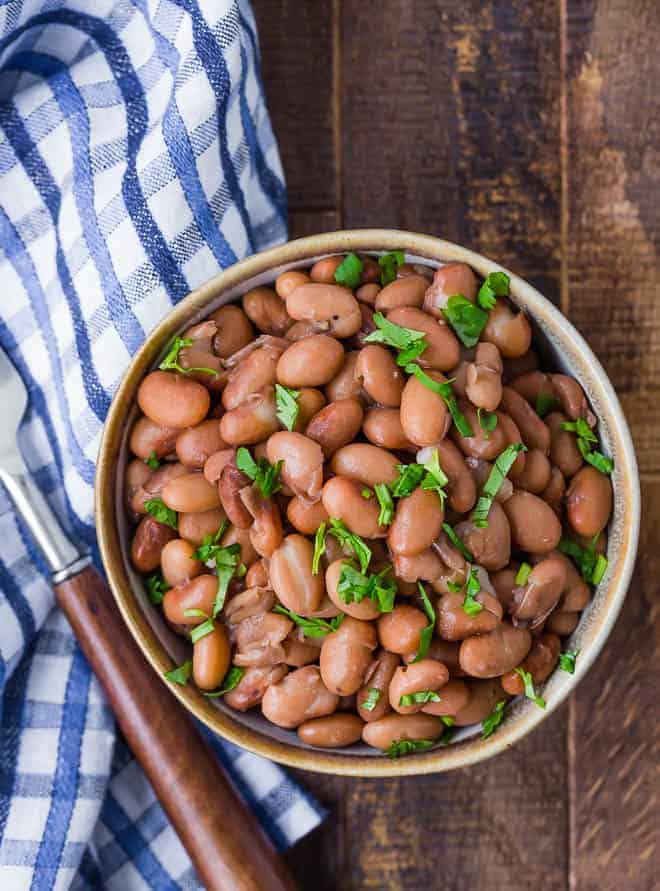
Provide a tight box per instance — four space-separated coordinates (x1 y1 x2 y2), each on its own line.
0 1 325 887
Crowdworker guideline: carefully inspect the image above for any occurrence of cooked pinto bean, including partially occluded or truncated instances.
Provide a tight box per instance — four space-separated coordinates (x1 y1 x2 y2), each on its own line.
495 412 526 478
325 351 362 402
267 431 324 501
269 534 324 615
221 523 259 567
193 625 231 691
451 400 508 460
240 487 283 558
131 516 177 572
291 388 326 432
509 370 555 405
459 622 532 678
276 335 345 388
422 678 470 716
219 387 279 445
551 374 595 423
224 664 288 712
274 269 311 299
177 508 226 546
436 591 502 641
225 587 275 625
218 459 252 528
261 665 339 728
363 407 415 451
540 466 566 516
388 488 444 556
502 350 540 383
503 490 562 554
356 282 381 305
500 386 550 453
331 443 399 488
377 605 428 655
160 539 203 587
287 496 329 536
309 256 344 283
566 466 613 538
513 449 552 494
355 344 405 407
453 679 507 726
455 501 511 571
234 612 293 667
320 616 378 695
161 472 221 513
125 459 152 517
322 476 387 539
421 440 478 514
162 575 218 625
222 344 282 410
130 417 179 460
546 411 583 478
510 554 567 628
243 286 293 336
362 713 445 750
423 263 478 317
210 304 254 358
482 299 532 358
501 633 561 694
375 275 428 312
298 714 364 748
400 371 451 446
389 660 449 714
305 398 364 457
175 420 226 469
245 559 270 589
465 456 513 504
286 283 362 339
203 448 235 484
465 343 503 412
137 371 210 429
357 650 400 721
387 307 460 371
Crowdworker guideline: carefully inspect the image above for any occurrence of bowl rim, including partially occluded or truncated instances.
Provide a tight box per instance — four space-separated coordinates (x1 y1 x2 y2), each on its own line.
95 228 640 776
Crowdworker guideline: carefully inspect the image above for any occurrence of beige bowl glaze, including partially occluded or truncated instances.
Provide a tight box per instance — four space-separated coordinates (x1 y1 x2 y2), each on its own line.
96 230 640 776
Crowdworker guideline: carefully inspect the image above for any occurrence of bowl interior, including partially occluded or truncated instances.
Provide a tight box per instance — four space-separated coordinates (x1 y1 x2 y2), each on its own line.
97 230 640 776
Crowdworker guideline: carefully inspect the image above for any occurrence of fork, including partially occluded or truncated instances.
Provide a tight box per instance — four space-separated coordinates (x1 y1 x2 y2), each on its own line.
0 347 297 891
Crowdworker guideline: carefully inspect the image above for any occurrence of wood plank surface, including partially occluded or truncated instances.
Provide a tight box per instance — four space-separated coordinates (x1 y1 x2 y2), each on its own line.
250 1 659 888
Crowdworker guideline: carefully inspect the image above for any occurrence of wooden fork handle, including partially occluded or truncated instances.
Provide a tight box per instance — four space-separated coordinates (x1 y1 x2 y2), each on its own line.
55 564 298 891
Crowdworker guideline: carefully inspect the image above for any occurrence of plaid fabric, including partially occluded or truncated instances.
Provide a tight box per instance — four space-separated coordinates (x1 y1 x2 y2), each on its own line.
0 1 324 888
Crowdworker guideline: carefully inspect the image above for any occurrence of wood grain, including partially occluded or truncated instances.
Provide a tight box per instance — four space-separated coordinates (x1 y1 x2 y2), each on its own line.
565 1 660 887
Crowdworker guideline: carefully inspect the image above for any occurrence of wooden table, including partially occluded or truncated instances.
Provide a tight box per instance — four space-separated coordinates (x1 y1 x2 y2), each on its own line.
252 3 659 888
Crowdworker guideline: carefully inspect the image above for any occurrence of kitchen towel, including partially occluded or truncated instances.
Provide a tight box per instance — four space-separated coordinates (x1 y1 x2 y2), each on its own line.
0 1 324 888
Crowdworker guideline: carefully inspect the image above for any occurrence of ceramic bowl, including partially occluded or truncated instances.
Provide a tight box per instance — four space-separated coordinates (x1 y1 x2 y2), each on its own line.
96 229 640 776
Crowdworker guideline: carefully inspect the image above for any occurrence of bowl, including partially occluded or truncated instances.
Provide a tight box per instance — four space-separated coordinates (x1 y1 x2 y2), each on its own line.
96 229 640 776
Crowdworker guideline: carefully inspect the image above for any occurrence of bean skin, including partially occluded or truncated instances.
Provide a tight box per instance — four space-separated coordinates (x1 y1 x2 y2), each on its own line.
321 476 388 539
177 508 226 546
400 371 451 446
355 283 381 305
465 342 503 412
459 622 532 678
224 664 288 712
305 398 364 457
453 679 507 726
501 633 561 694
388 488 444 557
310 256 344 283
451 400 508 460
326 558 381 620
357 650 400 721
540 466 566 516
161 472 222 513
131 516 177 572
209 304 254 358
222 344 282 410
510 554 567 628
362 713 445 750
239 487 283 558
261 665 339 729
387 307 460 371
163 575 219 625
502 490 562 554
298 714 364 748
243 286 293 336
418 440 477 513
513 448 552 494
435 592 502 641
137 371 210 429
193 625 231 691
546 411 583 478
125 459 152 517
421 679 470 717
566 465 613 537
276 335 345 388
389 660 449 714
218 460 252 528
375 275 428 312
269 534 324 614
355 344 405 407
275 269 312 299
423 263 478 317
330 443 399 488
325 351 362 402
551 374 595 423
175 419 226 469
500 386 551 453
377 605 428 655
293 388 327 432
219 387 280 445
160 538 203 587
286 283 362 339
454 500 511 571
363 407 414 451
130 417 179 460
287 496 329 536
482 299 532 359
266 431 324 501
320 616 378 696
545 610 580 635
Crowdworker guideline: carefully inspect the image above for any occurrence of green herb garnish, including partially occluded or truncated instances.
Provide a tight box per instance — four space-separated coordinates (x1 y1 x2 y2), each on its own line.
144 450 160 470
144 497 178 530
442 294 489 348
363 311 427 357
361 488 373 499
481 700 506 739
461 568 483 616
412 583 436 663
403 365 473 437
559 536 608 586
378 251 406 286
442 523 474 562
190 617 215 644
399 691 441 707
562 418 613 475
192 527 242 616
374 483 394 526
420 449 449 504
273 605 345 638
535 392 558 418
204 666 246 697
182 608 209 619
440 715 455 727
477 408 498 439
327 519 372 573
275 384 300 431
312 521 327 575
386 738 434 759
515 562 533 586
559 650 579 674
164 660 192 685
514 667 546 709
146 571 167 605
471 443 526 528
337 563 397 613
334 252 364 288
361 688 381 712
235 447 283 498
159 336 217 376
477 271 510 310
391 462 426 497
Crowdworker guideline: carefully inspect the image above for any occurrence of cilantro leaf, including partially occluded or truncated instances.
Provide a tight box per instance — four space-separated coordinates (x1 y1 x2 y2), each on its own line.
328 519 372 573
420 448 449 504
146 571 167 605
378 251 406 286
559 536 608 586
477 271 510 310
145 450 160 470
275 384 300 431
481 700 506 739
535 392 558 418
164 660 192 685
374 483 394 526
515 562 532 586
386 738 435 759
363 311 427 354
192 530 242 617
273 605 345 638
477 408 498 439
159 336 217 376
391 463 426 498
461 568 483 616
412 583 436 663
190 617 215 644
399 691 441 707
442 523 474 562
312 522 327 575
144 497 178 530
361 688 381 712
559 650 579 674
235 447 283 498
334 253 363 288
562 419 613 475
204 666 245 697
337 563 397 613
514 667 546 709
442 295 489 348
470 443 527 528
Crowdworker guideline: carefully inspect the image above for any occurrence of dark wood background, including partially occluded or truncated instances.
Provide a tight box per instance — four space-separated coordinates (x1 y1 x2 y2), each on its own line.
251 2 659 888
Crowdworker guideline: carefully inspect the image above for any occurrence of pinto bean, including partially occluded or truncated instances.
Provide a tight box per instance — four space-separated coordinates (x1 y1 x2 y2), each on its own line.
510 554 567 628
160 538 203 587
356 282 381 305
459 622 532 678
503 490 562 554
161 471 221 513
276 335 345 388
274 269 312 299
551 374 595 423
422 678 470 716
310 256 344 283
393 548 445 585
330 443 399 488
482 299 532 358
451 400 508 460
421 440 478 514
234 612 293 667
500 386 551 453
320 616 378 696
453 679 507 726
489 567 518 612
363 407 413 451
222 345 282 410
465 342 503 412
502 350 540 383
540 466 566 516
305 398 364 457
242 286 293 336
375 275 428 312
209 304 254 358
387 307 460 371
245 559 270 589
269 534 324 614
203 449 235 484
545 610 580 635
287 496 329 536
423 263 478 317
175 420 226 469
355 344 405 407
225 587 275 625
566 465 613 537
377 604 429 655
220 387 279 445
389 660 449 714
137 371 210 429
193 625 231 691
286 321 324 341
130 417 179 460
266 431 324 501
297 713 363 748
239 487 283 558
177 508 226 546
286 283 362 339
501 633 561 694
454 501 511 570
125 459 152 516
465 457 513 504
494 412 526 479
131 516 177 572
283 634 322 667
362 713 445 750
217 460 252 528
221 523 259 567
435 591 502 641
510 370 555 406
400 371 451 446
357 650 400 721
321 476 387 539
162 575 218 625
224 664 288 711
261 665 339 728
325 351 362 402
546 411 583 478
513 449 552 494
388 488 444 557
